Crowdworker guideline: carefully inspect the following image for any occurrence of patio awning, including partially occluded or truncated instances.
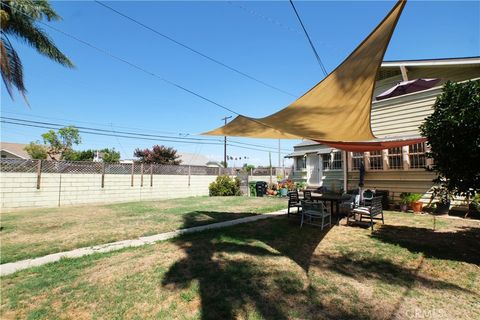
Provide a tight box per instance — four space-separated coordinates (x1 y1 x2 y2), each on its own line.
203 1 421 151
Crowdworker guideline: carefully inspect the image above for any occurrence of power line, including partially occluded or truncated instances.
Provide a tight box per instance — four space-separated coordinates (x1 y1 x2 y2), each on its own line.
94 0 296 98
1 112 292 152
1 118 291 154
288 0 328 76
2 2 289 135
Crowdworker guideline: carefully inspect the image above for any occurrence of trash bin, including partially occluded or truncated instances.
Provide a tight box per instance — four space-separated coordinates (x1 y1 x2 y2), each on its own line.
255 181 268 197
248 181 257 197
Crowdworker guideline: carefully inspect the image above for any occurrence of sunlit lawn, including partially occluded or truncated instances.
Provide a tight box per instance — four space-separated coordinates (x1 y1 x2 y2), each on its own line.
0 196 286 263
1 211 479 319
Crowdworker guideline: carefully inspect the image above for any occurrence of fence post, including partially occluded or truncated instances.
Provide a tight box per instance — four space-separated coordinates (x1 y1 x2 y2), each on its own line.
188 165 191 187
131 162 134 187
150 164 153 187
36 159 42 189
140 163 144 187
101 162 105 188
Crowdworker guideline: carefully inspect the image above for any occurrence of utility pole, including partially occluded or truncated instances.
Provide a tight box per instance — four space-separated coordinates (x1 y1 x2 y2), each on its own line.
278 139 281 167
221 116 232 170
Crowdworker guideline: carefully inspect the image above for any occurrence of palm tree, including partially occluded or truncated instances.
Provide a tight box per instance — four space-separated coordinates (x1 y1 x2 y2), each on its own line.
0 0 73 103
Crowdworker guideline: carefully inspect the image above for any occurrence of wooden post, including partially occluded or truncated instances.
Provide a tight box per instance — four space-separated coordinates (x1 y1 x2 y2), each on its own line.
36 160 42 189
188 166 191 187
101 162 105 188
140 163 144 187
150 164 153 187
131 162 134 187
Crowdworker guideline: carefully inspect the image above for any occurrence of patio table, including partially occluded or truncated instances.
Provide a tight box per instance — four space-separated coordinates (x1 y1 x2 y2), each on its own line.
306 193 351 225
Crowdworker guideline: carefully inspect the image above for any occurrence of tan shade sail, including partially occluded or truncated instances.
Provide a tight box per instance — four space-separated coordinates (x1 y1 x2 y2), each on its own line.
204 0 407 143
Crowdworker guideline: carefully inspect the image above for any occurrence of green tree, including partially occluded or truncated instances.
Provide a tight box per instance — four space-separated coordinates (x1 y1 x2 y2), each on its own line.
63 149 94 161
134 145 181 165
100 148 120 163
419 80 480 212
0 0 74 102
24 141 47 159
41 125 81 160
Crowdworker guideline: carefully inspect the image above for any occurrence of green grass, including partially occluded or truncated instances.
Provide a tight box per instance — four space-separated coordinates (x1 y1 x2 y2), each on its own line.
0 196 286 263
1 211 479 319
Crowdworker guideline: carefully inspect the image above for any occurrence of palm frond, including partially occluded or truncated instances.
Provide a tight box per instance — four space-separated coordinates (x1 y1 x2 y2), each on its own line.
1 34 28 103
6 12 74 68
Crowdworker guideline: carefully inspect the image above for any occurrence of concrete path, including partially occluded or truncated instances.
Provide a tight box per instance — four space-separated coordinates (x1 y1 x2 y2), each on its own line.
0 209 287 276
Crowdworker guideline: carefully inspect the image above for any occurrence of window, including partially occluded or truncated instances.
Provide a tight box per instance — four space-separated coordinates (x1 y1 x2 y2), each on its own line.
332 151 342 170
409 143 426 169
369 150 383 170
388 147 403 169
295 156 306 170
322 154 331 171
352 152 363 170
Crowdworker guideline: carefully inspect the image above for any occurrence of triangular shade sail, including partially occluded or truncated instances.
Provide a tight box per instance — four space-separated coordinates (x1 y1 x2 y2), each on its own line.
203 1 422 151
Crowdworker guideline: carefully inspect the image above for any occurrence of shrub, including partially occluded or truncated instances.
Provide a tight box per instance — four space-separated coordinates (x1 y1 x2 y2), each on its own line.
209 176 241 196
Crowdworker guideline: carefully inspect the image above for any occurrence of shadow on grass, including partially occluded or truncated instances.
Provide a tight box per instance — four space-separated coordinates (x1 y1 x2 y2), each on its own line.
371 225 480 265
162 216 332 319
180 211 258 229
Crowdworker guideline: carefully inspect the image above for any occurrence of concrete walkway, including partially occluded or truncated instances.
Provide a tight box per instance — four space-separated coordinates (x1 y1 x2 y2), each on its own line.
0 209 287 276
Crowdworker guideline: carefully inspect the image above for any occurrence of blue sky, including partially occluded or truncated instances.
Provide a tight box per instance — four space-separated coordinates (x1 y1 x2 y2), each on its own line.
1 0 479 166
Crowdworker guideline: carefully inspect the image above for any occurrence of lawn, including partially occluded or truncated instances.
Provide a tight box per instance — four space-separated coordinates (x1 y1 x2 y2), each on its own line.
1 211 479 319
0 196 286 263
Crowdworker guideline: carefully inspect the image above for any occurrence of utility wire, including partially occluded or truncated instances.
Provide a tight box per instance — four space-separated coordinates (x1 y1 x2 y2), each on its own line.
2 2 289 135
94 0 296 97
1 117 291 153
288 0 328 76
1 115 292 152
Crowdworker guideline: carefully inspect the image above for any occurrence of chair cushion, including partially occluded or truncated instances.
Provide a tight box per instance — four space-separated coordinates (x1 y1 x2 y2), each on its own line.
352 208 370 215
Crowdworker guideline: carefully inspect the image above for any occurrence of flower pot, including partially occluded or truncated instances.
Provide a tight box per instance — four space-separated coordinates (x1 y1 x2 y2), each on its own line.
435 201 450 214
279 188 288 197
400 204 408 212
411 201 423 213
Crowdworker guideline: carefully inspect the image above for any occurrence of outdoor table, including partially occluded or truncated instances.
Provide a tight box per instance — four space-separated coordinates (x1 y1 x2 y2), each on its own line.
310 193 351 224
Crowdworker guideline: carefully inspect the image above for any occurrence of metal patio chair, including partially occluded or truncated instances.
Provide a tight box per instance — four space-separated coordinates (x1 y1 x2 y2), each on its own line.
351 196 384 230
300 200 331 230
287 191 302 218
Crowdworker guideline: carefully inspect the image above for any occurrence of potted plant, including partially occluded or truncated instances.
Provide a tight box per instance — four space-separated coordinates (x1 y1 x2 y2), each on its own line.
277 181 288 197
426 186 451 214
399 192 411 212
409 193 423 213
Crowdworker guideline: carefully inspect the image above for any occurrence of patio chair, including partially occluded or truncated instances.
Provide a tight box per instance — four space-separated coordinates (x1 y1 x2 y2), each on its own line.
303 190 312 201
362 189 375 206
287 191 302 218
339 194 359 215
300 200 331 230
351 196 384 230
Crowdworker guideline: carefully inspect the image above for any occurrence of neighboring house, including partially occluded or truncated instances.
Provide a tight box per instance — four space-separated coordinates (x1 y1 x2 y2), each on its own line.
177 152 222 167
0 142 31 159
287 57 480 201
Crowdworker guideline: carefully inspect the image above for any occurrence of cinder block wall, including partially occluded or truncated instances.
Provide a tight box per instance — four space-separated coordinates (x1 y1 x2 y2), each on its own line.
0 172 217 211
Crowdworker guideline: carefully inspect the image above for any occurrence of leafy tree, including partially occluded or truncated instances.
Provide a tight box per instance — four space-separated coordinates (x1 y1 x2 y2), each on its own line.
242 163 255 172
24 141 47 159
63 149 94 161
100 148 120 163
1 0 74 102
134 145 181 165
419 80 480 211
41 125 81 160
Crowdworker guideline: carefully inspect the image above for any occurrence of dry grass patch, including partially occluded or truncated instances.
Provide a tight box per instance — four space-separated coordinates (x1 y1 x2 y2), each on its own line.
0 196 286 263
1 211 479 319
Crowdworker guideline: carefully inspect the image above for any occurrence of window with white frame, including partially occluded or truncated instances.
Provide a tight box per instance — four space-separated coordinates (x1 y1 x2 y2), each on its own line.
295 156 306 170
351 152 363 170
388 147 403 169
332 151 342 170
409 143 426 169
369 150 383 170
321 154 331 171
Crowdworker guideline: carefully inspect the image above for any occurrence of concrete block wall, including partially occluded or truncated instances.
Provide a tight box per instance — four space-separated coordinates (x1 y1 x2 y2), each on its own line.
0 172 217 211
